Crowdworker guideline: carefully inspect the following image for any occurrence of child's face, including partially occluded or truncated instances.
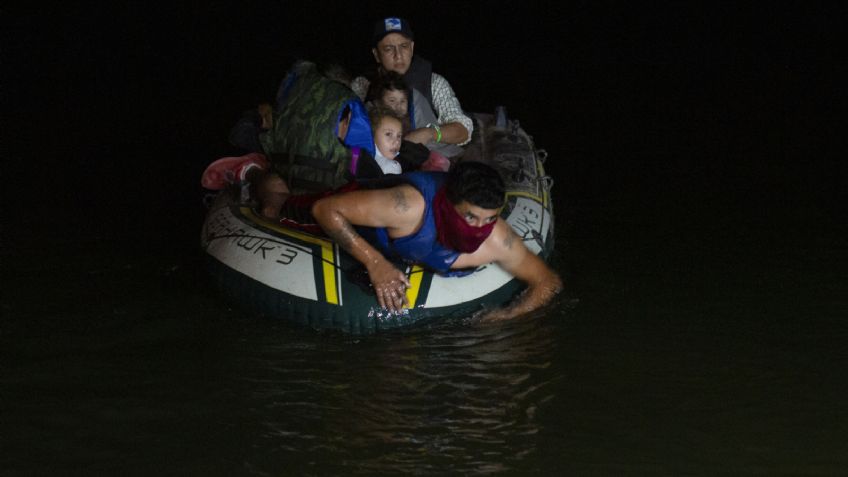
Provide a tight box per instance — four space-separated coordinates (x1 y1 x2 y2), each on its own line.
381 89 408 117
374 116 403 159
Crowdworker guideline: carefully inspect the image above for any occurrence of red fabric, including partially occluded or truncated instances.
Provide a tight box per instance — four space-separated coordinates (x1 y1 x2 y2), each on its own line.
432 187 496 253
283 181 360 208
420 150 451 172
275 181 362 236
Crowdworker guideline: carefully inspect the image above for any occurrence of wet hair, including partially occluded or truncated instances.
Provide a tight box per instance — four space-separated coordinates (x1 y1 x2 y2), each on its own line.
366 70 409 104
445 161 506 209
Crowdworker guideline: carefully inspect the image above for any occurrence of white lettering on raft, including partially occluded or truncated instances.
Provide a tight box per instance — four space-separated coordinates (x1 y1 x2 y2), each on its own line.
204 211 300 265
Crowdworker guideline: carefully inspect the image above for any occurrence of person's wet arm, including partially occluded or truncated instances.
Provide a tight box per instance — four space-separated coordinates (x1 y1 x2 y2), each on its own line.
478 225 563 321
311 188 416 311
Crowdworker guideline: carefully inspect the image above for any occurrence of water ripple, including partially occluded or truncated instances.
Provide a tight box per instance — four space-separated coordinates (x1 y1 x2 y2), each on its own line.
225 314 562 475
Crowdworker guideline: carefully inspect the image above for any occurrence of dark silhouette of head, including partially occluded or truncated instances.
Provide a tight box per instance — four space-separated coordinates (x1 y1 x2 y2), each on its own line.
366 70 409 103
445 161 505 209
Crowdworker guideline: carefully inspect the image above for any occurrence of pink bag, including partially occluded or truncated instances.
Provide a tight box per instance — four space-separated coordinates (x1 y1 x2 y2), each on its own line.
420 150 451 172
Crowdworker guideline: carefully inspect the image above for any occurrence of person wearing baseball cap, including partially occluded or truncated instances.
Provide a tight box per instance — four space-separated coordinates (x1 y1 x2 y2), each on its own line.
372 17 415 46
352 17 473 157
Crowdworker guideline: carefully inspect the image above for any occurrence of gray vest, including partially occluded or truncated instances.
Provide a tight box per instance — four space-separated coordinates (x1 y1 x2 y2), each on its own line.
411 89 464 158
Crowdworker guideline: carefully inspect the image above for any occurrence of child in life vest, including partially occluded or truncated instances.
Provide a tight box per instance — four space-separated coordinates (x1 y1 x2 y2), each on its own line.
367 72 451 173
352 107 404 178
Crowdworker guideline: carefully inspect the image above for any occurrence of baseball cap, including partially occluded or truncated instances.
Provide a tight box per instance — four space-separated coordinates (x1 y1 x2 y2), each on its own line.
372 17 414 46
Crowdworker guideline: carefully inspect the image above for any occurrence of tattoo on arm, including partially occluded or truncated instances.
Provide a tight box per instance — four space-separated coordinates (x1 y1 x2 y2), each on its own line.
392 188 409 213
503 230 515 250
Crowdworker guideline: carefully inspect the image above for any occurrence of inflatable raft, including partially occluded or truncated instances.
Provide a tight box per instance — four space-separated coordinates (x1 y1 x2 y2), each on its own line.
201 113 554 334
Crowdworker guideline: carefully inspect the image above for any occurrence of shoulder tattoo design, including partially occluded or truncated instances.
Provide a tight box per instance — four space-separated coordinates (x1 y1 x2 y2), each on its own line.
392 188 410 213
503 228 516 250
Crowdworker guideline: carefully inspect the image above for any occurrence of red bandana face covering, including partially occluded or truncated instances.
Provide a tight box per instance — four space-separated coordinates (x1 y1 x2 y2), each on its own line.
432 187 497 253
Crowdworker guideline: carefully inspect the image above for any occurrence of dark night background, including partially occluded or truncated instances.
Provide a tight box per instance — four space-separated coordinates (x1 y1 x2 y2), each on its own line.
3 2 847 474
6 2 844 229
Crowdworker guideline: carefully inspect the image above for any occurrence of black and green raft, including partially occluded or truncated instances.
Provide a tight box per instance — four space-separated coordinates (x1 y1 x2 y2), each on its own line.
202 64 555 334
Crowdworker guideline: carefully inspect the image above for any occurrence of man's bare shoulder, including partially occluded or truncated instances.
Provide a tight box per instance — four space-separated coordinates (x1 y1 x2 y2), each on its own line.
369 183 425 236
316 183 425 230
348 183 424 227
388 183 425 214
487 219 521 253
348 183 422 207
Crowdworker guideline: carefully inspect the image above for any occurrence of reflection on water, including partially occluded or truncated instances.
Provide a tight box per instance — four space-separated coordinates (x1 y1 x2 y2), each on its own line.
1 222 567 475
228 316 562 475
3 187 848 475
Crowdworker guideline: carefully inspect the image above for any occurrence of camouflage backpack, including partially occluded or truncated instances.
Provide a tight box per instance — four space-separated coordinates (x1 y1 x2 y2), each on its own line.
259 61 373 193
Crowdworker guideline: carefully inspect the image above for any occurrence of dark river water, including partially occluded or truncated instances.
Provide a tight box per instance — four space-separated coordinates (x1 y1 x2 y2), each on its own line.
4 4 847 475
4 160 846 474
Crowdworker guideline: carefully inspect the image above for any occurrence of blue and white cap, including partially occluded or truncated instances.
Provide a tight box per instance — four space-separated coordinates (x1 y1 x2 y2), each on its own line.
372 17 414 46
